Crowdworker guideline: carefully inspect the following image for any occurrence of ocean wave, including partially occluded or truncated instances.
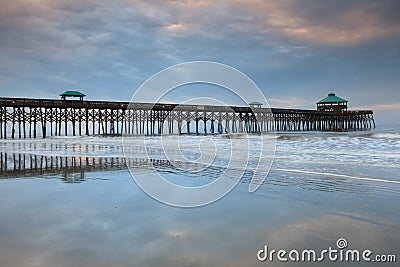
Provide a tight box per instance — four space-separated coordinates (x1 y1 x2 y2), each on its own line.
274 131 400 141
370 132 400 139
276 135 305 141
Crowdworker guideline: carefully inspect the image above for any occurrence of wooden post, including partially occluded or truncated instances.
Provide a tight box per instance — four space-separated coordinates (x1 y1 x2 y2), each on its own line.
72 109 76 136
41 108 47 139
105 109 109 135
152 110 156 135
225 112 229 134
18 107 22 138
146 111 149 135
195 113 199 135
176 111 181 135
1 106 5 139
135 110 138 135
122 110 126 135
50 108 53 136
186 112 190 134
127 110 131 135
85 109 89 135
91 109 95 135
203 112 207 135
28 108 32 138
231 114 235 133
116 110 120 135
78 110 82 136
63 108 67 136
54 108 61 136
11 107 15 139
98 110 102 135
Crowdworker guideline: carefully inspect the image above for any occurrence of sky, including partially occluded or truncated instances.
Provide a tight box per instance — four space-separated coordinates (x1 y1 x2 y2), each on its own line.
0 0 399 124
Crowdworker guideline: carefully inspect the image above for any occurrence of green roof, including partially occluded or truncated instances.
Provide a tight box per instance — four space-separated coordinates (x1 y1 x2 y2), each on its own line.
60 91 86 97
317 92 347 104
249 101 263 105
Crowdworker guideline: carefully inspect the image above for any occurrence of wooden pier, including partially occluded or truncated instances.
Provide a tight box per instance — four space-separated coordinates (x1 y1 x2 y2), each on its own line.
0 96 375 139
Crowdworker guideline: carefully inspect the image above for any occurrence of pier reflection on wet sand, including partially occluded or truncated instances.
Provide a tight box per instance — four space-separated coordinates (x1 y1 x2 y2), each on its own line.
0 150 395 198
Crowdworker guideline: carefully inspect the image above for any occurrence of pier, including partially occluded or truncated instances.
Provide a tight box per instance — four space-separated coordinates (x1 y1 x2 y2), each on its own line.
0 94 375 139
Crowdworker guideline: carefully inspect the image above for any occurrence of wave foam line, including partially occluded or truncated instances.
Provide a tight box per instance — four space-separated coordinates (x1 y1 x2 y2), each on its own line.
274 168 400 185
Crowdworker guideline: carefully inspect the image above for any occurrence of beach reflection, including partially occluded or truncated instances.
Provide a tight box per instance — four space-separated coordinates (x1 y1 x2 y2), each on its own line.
0 169 399 267
0 151 379 194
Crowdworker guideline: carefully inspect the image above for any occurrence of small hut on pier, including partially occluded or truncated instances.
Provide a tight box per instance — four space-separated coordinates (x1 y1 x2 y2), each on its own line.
249 101 263 108
317 92 347 112
60 91 86 101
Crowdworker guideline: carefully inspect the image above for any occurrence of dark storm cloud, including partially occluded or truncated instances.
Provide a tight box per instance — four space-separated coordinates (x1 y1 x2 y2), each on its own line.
0 0 399 121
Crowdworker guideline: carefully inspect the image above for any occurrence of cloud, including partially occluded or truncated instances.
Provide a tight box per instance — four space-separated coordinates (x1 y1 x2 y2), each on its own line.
234 0 400 45
168 0 209 8
354 103 400 111
268 97 312 109
374 103 400 110
264 213 400 253
0 0 398 122
165 22 187 33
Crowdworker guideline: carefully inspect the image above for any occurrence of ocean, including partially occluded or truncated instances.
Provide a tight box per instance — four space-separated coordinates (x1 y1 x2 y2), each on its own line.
0 125 399 266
